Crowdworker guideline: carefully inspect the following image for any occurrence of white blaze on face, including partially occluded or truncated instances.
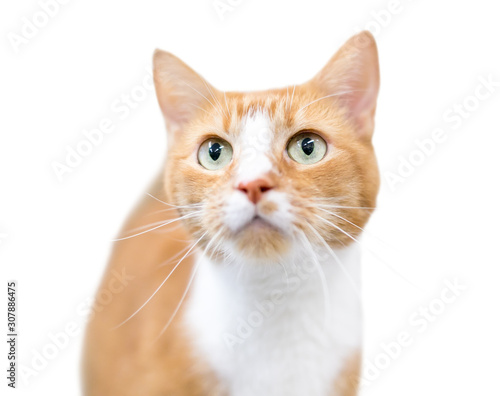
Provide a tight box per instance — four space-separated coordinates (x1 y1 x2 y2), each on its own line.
223 110 275 232
235 110 273 185
223 110 295 235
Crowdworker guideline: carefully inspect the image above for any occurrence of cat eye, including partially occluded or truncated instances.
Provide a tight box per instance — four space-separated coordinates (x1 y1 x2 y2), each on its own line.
287 132 327 165
198 137 233 170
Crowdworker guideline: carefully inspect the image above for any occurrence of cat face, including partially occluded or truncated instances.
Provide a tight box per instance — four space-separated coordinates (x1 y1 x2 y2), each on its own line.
154 32 380 262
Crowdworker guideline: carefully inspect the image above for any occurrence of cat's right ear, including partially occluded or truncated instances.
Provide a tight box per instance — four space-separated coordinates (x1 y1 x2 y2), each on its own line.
153 50 217 134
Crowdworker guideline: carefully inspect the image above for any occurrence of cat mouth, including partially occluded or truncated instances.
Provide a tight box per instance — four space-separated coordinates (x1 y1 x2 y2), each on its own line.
249 216 269 226
244 215 281 233
230 213 291 258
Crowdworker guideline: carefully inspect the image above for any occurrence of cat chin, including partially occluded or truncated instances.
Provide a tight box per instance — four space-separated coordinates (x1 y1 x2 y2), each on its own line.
230 219 291 260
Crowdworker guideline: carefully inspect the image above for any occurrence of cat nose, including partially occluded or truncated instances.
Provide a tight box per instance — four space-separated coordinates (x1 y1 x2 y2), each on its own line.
237 178 274 204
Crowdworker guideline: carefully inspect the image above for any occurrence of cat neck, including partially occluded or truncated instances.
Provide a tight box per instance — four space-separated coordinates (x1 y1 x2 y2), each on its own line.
184 242 363 396
199 245 355 302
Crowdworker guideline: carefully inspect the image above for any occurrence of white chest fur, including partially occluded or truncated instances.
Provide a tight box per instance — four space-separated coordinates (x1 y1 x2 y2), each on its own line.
184 244 362 396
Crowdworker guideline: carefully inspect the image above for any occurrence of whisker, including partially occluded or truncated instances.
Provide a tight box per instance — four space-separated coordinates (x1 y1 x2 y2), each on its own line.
235 256 247 283
316 204 375 211
152 230 223 343
202 78 225 119
156 241 195 268
146 193 203 209
305 223 361 299
311 199 375 211
151 261 202 344
317 207 393 249
149 207 186 215
288 84 296 112
315 214 421 289
209 233 226 262
172 76 223 119
124 212 199 234
189 103 211 116
278 260 290 290
297 213 346 248
112 211 201 241
296 90 365 114
156 222 187 234
223 91 231 119
121 220 173 235
112 231 208 330
298 230 331 327
315 214 360 244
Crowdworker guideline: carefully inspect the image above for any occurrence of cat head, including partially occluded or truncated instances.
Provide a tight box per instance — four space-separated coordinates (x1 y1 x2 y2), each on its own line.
153 32 380 263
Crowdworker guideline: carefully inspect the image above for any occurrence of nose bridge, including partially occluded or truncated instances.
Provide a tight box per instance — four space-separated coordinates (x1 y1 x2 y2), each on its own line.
235 152 275 186
235 109 275 187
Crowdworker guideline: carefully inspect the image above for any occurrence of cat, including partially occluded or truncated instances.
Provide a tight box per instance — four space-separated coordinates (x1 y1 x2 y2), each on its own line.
82 30 380 396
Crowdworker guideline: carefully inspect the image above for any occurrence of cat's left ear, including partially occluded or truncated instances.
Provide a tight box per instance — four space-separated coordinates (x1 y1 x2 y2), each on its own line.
310 31 380 140
153 50 219 134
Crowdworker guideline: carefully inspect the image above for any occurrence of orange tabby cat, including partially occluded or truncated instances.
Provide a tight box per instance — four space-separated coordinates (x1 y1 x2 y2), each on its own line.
82 31 380 396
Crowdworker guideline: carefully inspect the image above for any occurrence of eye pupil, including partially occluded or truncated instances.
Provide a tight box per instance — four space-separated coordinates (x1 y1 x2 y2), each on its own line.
301 137 315 156
209 142 222 161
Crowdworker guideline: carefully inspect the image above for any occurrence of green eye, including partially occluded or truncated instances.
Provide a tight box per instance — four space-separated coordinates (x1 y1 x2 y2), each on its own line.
198 138 233 170
287 132 327 165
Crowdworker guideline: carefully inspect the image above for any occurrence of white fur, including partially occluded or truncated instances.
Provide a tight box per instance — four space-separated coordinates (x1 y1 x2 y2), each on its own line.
236 111 273 185
223 191 256 232
223 189 293 234
185 243 362 396
261 190 294 232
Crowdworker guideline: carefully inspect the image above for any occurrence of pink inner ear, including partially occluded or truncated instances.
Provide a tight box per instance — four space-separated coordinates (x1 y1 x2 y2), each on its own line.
156 76 210 130
160 92 195 128
312 31 380 139
153 50 218 132
348 71 379 132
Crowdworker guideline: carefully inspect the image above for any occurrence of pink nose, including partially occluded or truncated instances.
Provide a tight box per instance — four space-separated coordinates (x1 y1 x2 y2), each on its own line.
237 178 274 204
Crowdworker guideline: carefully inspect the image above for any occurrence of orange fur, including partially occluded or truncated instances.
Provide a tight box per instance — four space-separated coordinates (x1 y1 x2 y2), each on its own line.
83 31 380 395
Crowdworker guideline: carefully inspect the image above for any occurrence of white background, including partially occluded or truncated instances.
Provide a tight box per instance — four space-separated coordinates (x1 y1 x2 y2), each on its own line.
1 0 500 395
